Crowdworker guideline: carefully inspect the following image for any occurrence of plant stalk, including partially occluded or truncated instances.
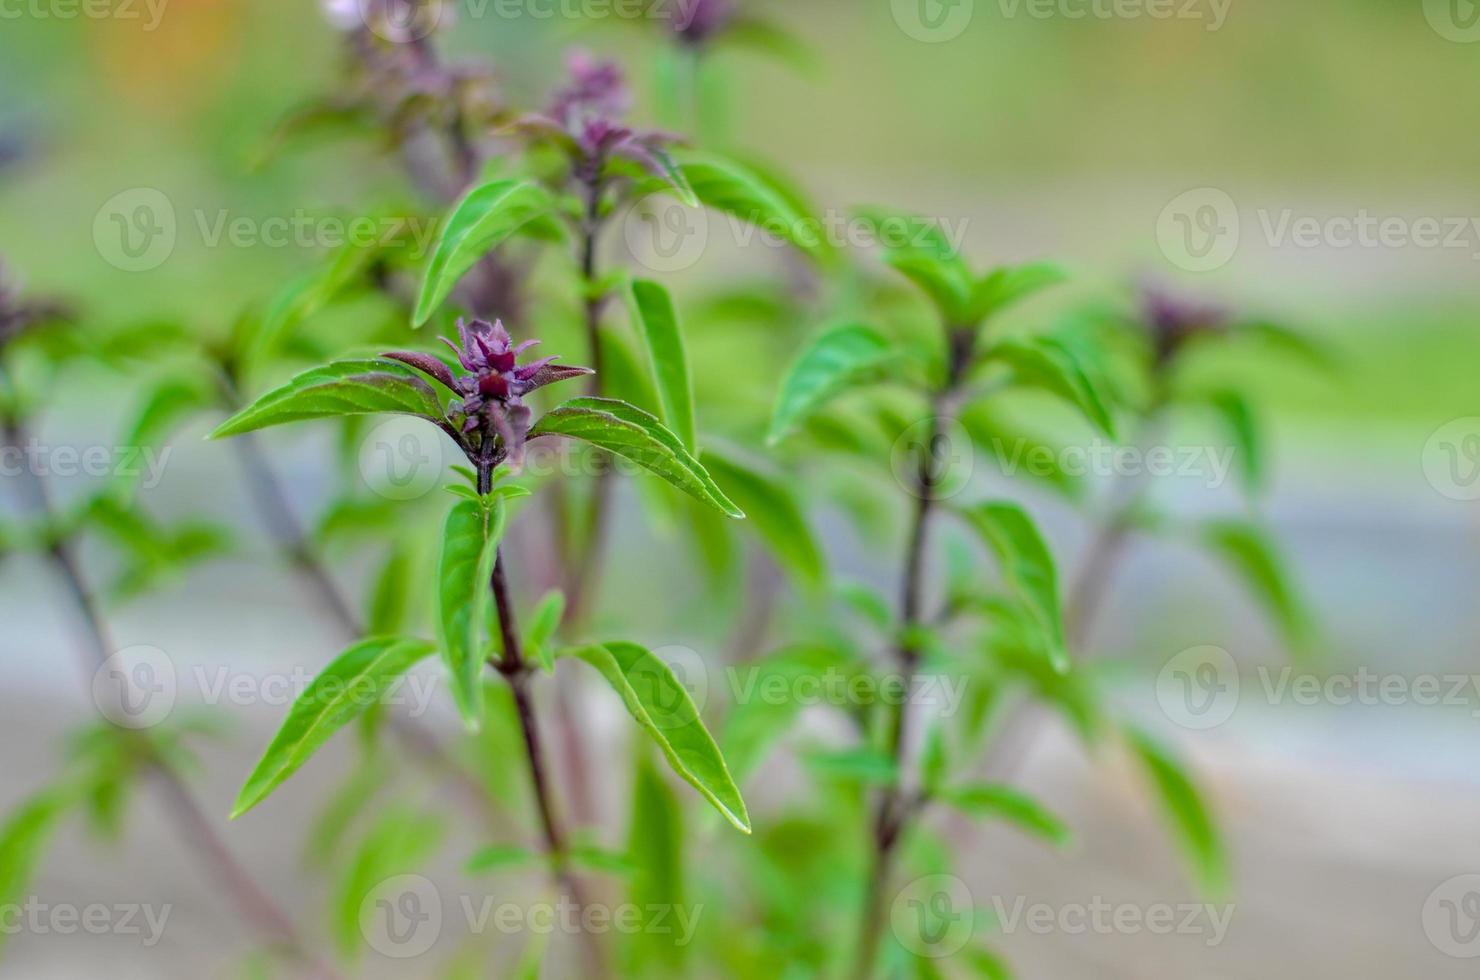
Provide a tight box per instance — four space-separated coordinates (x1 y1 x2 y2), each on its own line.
851 331 973 980
477 458 607 979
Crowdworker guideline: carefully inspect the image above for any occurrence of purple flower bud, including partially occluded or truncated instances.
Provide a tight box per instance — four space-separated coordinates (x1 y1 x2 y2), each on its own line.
671 0 736 46
1139 285 1229 364
387 317 592 463
511 50 684 187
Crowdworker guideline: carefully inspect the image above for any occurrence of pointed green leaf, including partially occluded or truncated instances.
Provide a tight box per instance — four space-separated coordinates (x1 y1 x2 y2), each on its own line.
987 336 1116 437
627 279 696 452
1201 519 1311 655
1203 390 1262 495
1124 728 1227 897
335 807 444 958
366 544 413 635
937 784 1071 846
567 642 750 833
232 637 437 817
0 789 73 956
209 359 446 439
627 756 687 967
969 262 1069 323
700 448 825 588
413 179 559 326
466 843 537 873
885 252 972 325
530 397 742 517
674 152 825 259
767 324 895 445
524 590 565 675
438 498 507 729
961 502 1069 674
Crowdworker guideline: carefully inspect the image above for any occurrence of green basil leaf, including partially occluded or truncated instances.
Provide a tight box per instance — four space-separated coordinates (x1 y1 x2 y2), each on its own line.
938 784 1071 847
700 448 825 588
969 262 1069 323
209 359 446 439
531 397 743 517
961 502 1069 674
413 179 559 326
628 756 687 967
1124 727 1227 897
675 151 826 259
566 641 750 833
438 498 507 730
366 543 412 635
767 323 895 445
986 336 1116 437
0 789 73 956
334 807 444 958
627 279 696 452
1203 390 1262 495
465 843 537 873
1201 519 1312 655
232 637 437 817
524 589 566 675
885 252 972 325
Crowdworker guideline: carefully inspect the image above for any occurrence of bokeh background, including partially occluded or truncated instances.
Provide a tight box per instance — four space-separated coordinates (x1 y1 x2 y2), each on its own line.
2 0 1479 976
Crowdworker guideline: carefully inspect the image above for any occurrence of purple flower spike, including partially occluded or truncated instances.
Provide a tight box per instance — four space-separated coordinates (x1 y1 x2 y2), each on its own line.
671 0 737 46
1139 285 1229 363
392 318 592 464
509 50 687 192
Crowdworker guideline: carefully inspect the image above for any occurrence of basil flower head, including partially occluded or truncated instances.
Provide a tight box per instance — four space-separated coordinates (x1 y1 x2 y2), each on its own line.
672 0 737 46
512 50 683 187
386 318 592 462
1141 286 1228 365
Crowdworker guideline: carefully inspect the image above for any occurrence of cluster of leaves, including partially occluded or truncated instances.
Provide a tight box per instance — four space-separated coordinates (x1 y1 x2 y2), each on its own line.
0 4 1330 978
